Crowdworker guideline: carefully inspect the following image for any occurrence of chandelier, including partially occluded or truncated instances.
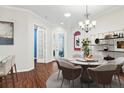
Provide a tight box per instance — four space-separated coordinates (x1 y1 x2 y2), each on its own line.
78 5 96 33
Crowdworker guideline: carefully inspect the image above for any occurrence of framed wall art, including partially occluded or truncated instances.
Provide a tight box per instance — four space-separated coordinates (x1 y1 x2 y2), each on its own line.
0 21 14 45
74 31 81 51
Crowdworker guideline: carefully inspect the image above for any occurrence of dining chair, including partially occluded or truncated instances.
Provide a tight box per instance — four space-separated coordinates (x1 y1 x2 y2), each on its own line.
56 58 71 80
60 61 81 88
108 57 124 87
56 60 62 79
88 64 117 88
0 56 15 87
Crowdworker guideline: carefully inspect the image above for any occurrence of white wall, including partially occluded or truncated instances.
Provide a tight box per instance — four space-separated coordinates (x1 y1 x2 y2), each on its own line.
0 7 30 72
0 6 69 72
0 6 55 72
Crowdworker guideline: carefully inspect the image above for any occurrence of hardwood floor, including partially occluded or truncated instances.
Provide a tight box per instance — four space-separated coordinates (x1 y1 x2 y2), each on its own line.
0 61 58 88
1 61 124 88
34 62 58 88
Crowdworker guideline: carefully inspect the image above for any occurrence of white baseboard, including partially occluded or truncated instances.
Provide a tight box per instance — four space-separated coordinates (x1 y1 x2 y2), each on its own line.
17 67 34 73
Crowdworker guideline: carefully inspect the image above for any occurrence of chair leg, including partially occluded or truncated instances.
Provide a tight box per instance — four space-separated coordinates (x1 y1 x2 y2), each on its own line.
72 80 74 88
80 79 83 88
0 77 3 88
109 84 112 88
4 76 8 88
14 64 18 81
114 75 116 80
57 70 60 80
103 84 105 88
61 78 64 88
10 67 15 88
69 80 71 88
87 81 90 88
117 75 121 87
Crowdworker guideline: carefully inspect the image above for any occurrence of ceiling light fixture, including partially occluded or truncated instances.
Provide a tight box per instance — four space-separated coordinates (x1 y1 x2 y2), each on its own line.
60 22 64 25
64 13 71 17
78 5 96 33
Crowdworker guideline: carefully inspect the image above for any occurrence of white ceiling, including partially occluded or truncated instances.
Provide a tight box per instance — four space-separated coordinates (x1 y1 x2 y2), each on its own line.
11 5 122 30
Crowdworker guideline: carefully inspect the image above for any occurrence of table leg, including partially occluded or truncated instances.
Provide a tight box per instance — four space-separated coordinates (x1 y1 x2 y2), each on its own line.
80 66 93 83
0 77 2 88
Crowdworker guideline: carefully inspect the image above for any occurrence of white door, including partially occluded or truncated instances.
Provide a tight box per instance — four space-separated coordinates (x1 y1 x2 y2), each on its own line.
37 27 46 63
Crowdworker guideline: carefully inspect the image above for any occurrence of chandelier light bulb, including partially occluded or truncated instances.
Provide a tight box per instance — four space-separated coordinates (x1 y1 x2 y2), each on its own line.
89 24 93 28
78 21 83 26
81 24 85 29
92 21 96 26
85 20 90 25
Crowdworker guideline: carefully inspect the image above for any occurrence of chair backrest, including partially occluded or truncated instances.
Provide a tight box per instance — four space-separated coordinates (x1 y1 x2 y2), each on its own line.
93 64 117 71
57 58 70 62
56 58 72 69
88 69 115 85
114 57 124 65
60 62 81 80
5 56 13 74
60 61 75 69
0 56 13 75
88 64 117 85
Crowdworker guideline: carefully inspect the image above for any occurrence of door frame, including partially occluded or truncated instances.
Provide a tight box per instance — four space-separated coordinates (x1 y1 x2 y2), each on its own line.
52 31 66 58
34 25 46 66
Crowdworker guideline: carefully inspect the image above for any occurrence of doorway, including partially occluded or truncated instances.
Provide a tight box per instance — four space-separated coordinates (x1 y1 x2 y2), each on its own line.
52 32 65 58
34 25 46 66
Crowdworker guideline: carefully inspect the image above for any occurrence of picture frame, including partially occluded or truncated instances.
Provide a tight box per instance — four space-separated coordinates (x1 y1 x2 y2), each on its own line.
74 31 81 51
0 21 14 45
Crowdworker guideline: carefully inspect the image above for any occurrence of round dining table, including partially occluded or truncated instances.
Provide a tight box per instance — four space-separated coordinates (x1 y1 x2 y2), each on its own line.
70 58 107 84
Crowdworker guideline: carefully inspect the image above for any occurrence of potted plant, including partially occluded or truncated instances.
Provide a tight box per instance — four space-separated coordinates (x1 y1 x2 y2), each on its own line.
81 38 91 57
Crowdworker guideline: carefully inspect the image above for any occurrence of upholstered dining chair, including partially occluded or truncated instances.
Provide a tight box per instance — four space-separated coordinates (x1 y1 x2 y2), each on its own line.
56 58 71 80
60 61 81 88
88 64 117 88
56 60 62 79
108 57 124 87
0 56 15 87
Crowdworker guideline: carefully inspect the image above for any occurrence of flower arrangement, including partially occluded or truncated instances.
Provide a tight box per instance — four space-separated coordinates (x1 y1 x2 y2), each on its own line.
81 38 91 57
